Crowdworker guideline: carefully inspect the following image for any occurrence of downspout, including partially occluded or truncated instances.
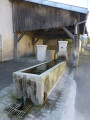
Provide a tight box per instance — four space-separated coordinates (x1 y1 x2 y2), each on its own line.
73 20 87 67
75 20 87 49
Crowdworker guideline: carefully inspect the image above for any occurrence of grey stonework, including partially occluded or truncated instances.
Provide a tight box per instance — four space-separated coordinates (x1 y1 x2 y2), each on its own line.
0 68 73 120
13 61 66 105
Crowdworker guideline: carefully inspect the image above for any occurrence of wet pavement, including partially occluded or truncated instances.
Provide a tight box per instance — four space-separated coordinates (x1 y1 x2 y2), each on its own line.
0 68 75 120
74 52 90 120
0 58 41 90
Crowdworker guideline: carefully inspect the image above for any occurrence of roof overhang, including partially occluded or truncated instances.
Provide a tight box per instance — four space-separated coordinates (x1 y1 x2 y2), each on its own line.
25 0 88 14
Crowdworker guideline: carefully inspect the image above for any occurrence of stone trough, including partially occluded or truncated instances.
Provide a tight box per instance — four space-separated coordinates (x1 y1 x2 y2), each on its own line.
13 60 66 105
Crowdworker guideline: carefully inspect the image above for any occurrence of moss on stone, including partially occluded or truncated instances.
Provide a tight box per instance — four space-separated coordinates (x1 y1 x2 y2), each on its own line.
34 82 36 96
44 92 47 101
19 78 23 90
27 80 31 86
8 94 17 103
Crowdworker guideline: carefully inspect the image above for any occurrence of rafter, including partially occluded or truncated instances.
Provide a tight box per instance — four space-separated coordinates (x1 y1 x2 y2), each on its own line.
18 32 26 42
62 27 74 40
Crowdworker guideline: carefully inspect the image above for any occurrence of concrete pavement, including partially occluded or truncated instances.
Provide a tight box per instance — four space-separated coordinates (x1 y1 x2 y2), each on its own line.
74 53 90 120
0 68 76 120
0 51 90 120
0 58 42 90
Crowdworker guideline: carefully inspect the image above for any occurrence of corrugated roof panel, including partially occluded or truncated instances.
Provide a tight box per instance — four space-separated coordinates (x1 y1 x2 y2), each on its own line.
25 0 88 14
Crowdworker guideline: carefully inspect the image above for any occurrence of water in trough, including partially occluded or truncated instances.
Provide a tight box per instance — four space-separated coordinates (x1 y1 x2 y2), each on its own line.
23 58 65 75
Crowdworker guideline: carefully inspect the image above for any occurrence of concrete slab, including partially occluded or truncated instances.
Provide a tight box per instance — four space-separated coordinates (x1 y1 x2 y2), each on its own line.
74 54 90 120
0 67 76 120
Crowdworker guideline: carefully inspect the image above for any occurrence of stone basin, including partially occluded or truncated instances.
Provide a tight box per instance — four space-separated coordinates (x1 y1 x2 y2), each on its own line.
13 60 66 105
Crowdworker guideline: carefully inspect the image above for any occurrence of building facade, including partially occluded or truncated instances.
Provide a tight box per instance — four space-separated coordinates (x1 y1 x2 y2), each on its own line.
0 0 88 62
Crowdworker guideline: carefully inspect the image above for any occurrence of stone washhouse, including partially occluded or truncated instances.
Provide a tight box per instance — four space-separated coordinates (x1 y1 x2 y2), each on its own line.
0 0 88 64
13 41 68 105
0 0 88 105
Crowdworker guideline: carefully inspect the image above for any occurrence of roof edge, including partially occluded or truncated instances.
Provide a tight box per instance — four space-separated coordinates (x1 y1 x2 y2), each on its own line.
25 0 88 14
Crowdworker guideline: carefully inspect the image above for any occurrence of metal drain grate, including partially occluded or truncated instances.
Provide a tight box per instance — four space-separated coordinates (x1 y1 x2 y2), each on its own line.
4 101 32 118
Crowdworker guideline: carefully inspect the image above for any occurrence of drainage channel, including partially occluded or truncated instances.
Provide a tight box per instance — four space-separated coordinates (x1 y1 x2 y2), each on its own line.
4 100 33 119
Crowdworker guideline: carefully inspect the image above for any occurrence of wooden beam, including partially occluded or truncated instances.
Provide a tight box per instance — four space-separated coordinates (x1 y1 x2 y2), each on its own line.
32 36 35 45
14 33 18 59
32 37 35 55
35 38 40 44
18 32 26 42
62 27 74 40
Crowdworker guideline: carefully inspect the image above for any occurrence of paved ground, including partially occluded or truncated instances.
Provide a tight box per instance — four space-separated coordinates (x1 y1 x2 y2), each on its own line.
74 52 90 120
0 58 42 90
0 49 90 120
0 68 76 120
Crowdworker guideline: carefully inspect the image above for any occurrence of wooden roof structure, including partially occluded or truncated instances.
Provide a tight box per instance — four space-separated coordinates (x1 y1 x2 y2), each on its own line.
11 0 88 35
11 0 88 61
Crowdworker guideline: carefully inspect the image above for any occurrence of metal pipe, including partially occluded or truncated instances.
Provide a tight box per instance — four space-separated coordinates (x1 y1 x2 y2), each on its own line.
74 20 87 49
73 20 87 67
75 20 87 35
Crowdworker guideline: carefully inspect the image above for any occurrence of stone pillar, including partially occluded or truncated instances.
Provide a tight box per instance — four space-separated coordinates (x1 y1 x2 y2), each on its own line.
58 41 68 58
37 45 47 62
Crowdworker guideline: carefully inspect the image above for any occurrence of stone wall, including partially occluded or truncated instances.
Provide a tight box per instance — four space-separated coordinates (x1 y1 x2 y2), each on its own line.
18 34 43 58
42 62 66 96
47 39 58 50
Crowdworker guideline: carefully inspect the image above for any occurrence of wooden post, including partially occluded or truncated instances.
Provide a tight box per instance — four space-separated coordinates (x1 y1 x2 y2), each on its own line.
32 37 35 56
14 33 18 59
32 37 40 56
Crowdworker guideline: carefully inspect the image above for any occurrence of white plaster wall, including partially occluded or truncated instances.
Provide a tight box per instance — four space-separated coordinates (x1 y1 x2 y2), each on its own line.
0 0 43 61
0 0 14 61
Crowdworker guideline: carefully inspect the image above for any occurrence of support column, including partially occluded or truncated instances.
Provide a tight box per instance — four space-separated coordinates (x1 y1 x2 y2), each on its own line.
32 37 35 56
37 45 47 62
14 33 18 59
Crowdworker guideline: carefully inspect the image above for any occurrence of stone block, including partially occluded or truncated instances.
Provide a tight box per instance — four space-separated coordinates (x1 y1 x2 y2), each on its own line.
13 61 66 105
37 45 47 62
58 41 68 58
